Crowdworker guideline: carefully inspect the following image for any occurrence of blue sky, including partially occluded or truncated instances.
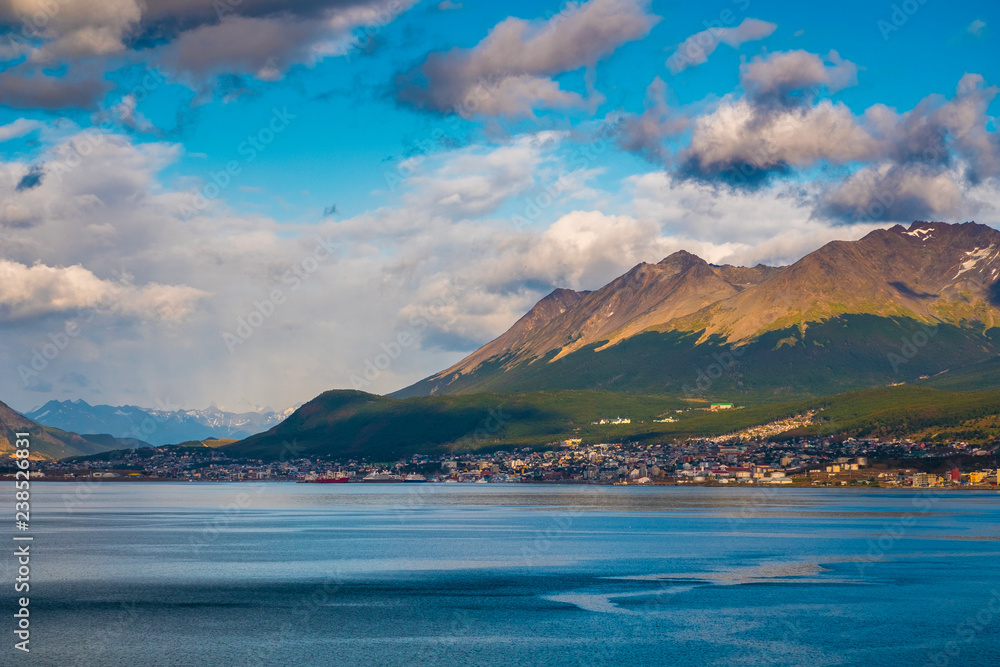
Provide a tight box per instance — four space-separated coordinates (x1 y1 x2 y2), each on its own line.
0 0 997 413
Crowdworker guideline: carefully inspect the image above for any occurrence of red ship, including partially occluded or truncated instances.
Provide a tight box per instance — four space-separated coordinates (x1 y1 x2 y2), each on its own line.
315 475 349 483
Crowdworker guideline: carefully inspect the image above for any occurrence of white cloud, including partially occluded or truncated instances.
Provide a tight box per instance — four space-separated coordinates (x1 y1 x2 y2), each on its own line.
629 171 885 265
401 134 555 219
667 18 777 74
396 0 658 117
0 119 44 143
683 98 876 177
0 259 206 322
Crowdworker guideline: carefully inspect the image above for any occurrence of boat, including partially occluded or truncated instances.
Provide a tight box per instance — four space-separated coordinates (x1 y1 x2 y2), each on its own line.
316 475 349 483
402 474 428 483
302 473 350 483
361 472 403 483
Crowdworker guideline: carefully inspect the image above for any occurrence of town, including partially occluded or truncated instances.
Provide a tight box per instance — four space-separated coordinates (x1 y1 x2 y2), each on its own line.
10 434 998 489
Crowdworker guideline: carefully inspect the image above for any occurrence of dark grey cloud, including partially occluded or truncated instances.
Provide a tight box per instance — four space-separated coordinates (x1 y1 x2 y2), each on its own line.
740 49 857 108
0 71 108 110
817 74 1000 222
611 77 687 163
817 163 965 223
155 14 325 80
672 49 997 224
0 0 394 55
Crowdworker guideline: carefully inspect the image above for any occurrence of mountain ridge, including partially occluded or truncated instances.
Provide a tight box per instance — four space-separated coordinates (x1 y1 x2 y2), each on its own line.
0 399 145 460
398 221 1000 397
25 399 296 446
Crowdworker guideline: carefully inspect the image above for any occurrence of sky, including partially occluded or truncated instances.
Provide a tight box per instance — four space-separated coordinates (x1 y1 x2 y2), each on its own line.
0 0 997 413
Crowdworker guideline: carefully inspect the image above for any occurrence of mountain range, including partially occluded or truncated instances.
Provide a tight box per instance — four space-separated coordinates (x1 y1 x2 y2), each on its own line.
228 220 1000 461
11 220 1000 462
396 221 1000 398
24 400 296 447
0 400 147 461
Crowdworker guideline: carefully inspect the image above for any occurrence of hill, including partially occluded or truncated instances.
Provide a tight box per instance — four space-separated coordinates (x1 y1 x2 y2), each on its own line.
225 386 1000 461
396 221 1000 398
0 400 144 460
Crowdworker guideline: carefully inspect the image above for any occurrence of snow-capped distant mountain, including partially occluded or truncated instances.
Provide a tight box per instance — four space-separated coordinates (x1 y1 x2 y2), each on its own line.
25 399 296 446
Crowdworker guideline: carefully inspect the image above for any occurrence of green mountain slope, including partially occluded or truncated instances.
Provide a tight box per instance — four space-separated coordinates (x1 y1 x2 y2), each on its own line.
227 385 1000 461
397 315 1000 398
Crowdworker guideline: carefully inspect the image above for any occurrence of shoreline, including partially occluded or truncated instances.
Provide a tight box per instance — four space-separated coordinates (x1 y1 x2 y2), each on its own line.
3 477 997 490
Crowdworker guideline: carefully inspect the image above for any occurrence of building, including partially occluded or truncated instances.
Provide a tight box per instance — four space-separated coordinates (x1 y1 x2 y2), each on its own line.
912 472 942 488
594 417 631 425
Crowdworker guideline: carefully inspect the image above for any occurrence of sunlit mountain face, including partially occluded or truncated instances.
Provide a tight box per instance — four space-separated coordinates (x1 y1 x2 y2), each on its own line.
397 222 1000 397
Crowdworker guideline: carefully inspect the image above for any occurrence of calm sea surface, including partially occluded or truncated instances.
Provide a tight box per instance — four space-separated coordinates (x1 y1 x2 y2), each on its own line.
3 483 999 666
